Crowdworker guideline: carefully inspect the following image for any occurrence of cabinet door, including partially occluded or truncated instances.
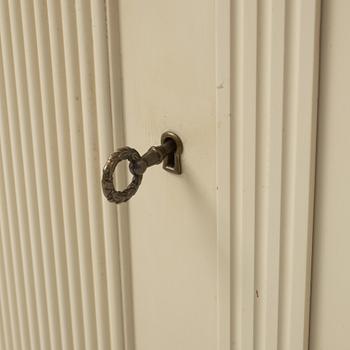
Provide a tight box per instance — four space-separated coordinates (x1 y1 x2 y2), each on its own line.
309 1 350 349
0 0 321 350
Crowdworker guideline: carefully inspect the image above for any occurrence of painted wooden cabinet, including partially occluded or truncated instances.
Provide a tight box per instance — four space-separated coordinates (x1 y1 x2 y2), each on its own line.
0 0 348 349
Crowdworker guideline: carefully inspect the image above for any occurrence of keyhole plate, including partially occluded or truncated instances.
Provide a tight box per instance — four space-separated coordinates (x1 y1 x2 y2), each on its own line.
161 131 183 174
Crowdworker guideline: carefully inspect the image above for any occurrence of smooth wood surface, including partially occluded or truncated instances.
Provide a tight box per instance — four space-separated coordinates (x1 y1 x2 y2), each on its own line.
309 1 350 349
118 1 217 349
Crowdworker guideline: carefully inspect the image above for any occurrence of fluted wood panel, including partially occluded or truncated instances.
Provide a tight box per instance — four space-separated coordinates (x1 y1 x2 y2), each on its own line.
216 0 321 349
0 1 128 349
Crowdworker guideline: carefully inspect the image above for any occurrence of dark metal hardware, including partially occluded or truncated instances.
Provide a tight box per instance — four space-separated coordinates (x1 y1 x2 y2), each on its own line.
101 131 183 204
161 131 183 174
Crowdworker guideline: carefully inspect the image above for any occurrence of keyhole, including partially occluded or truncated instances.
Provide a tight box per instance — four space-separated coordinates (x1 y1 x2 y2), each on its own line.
161 131 183 174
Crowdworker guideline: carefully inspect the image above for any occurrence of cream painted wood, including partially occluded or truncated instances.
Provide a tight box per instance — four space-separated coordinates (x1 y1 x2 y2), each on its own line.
309 1 350 349
119 0 320 350
225 1 320 349
0 0 126 349
0 1 321 350
118 1 217 349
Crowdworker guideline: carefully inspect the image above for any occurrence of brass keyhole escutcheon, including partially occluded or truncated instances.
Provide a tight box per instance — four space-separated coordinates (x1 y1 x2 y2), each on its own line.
160 131 183 174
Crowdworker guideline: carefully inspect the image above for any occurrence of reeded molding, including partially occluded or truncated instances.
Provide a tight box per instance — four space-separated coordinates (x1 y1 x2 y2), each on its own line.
215 0 321 349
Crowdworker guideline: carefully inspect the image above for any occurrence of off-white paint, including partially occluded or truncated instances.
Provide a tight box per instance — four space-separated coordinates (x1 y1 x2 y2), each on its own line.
0 0 321 349
118 0 217 349
226 1 320 349
309 1 350 349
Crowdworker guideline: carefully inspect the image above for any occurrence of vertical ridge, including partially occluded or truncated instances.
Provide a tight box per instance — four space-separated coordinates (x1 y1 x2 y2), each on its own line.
279 1 321 349
231 1 245 347
230 1 257 349
215 0 231 349
254 0 285 349
278 1 301 348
